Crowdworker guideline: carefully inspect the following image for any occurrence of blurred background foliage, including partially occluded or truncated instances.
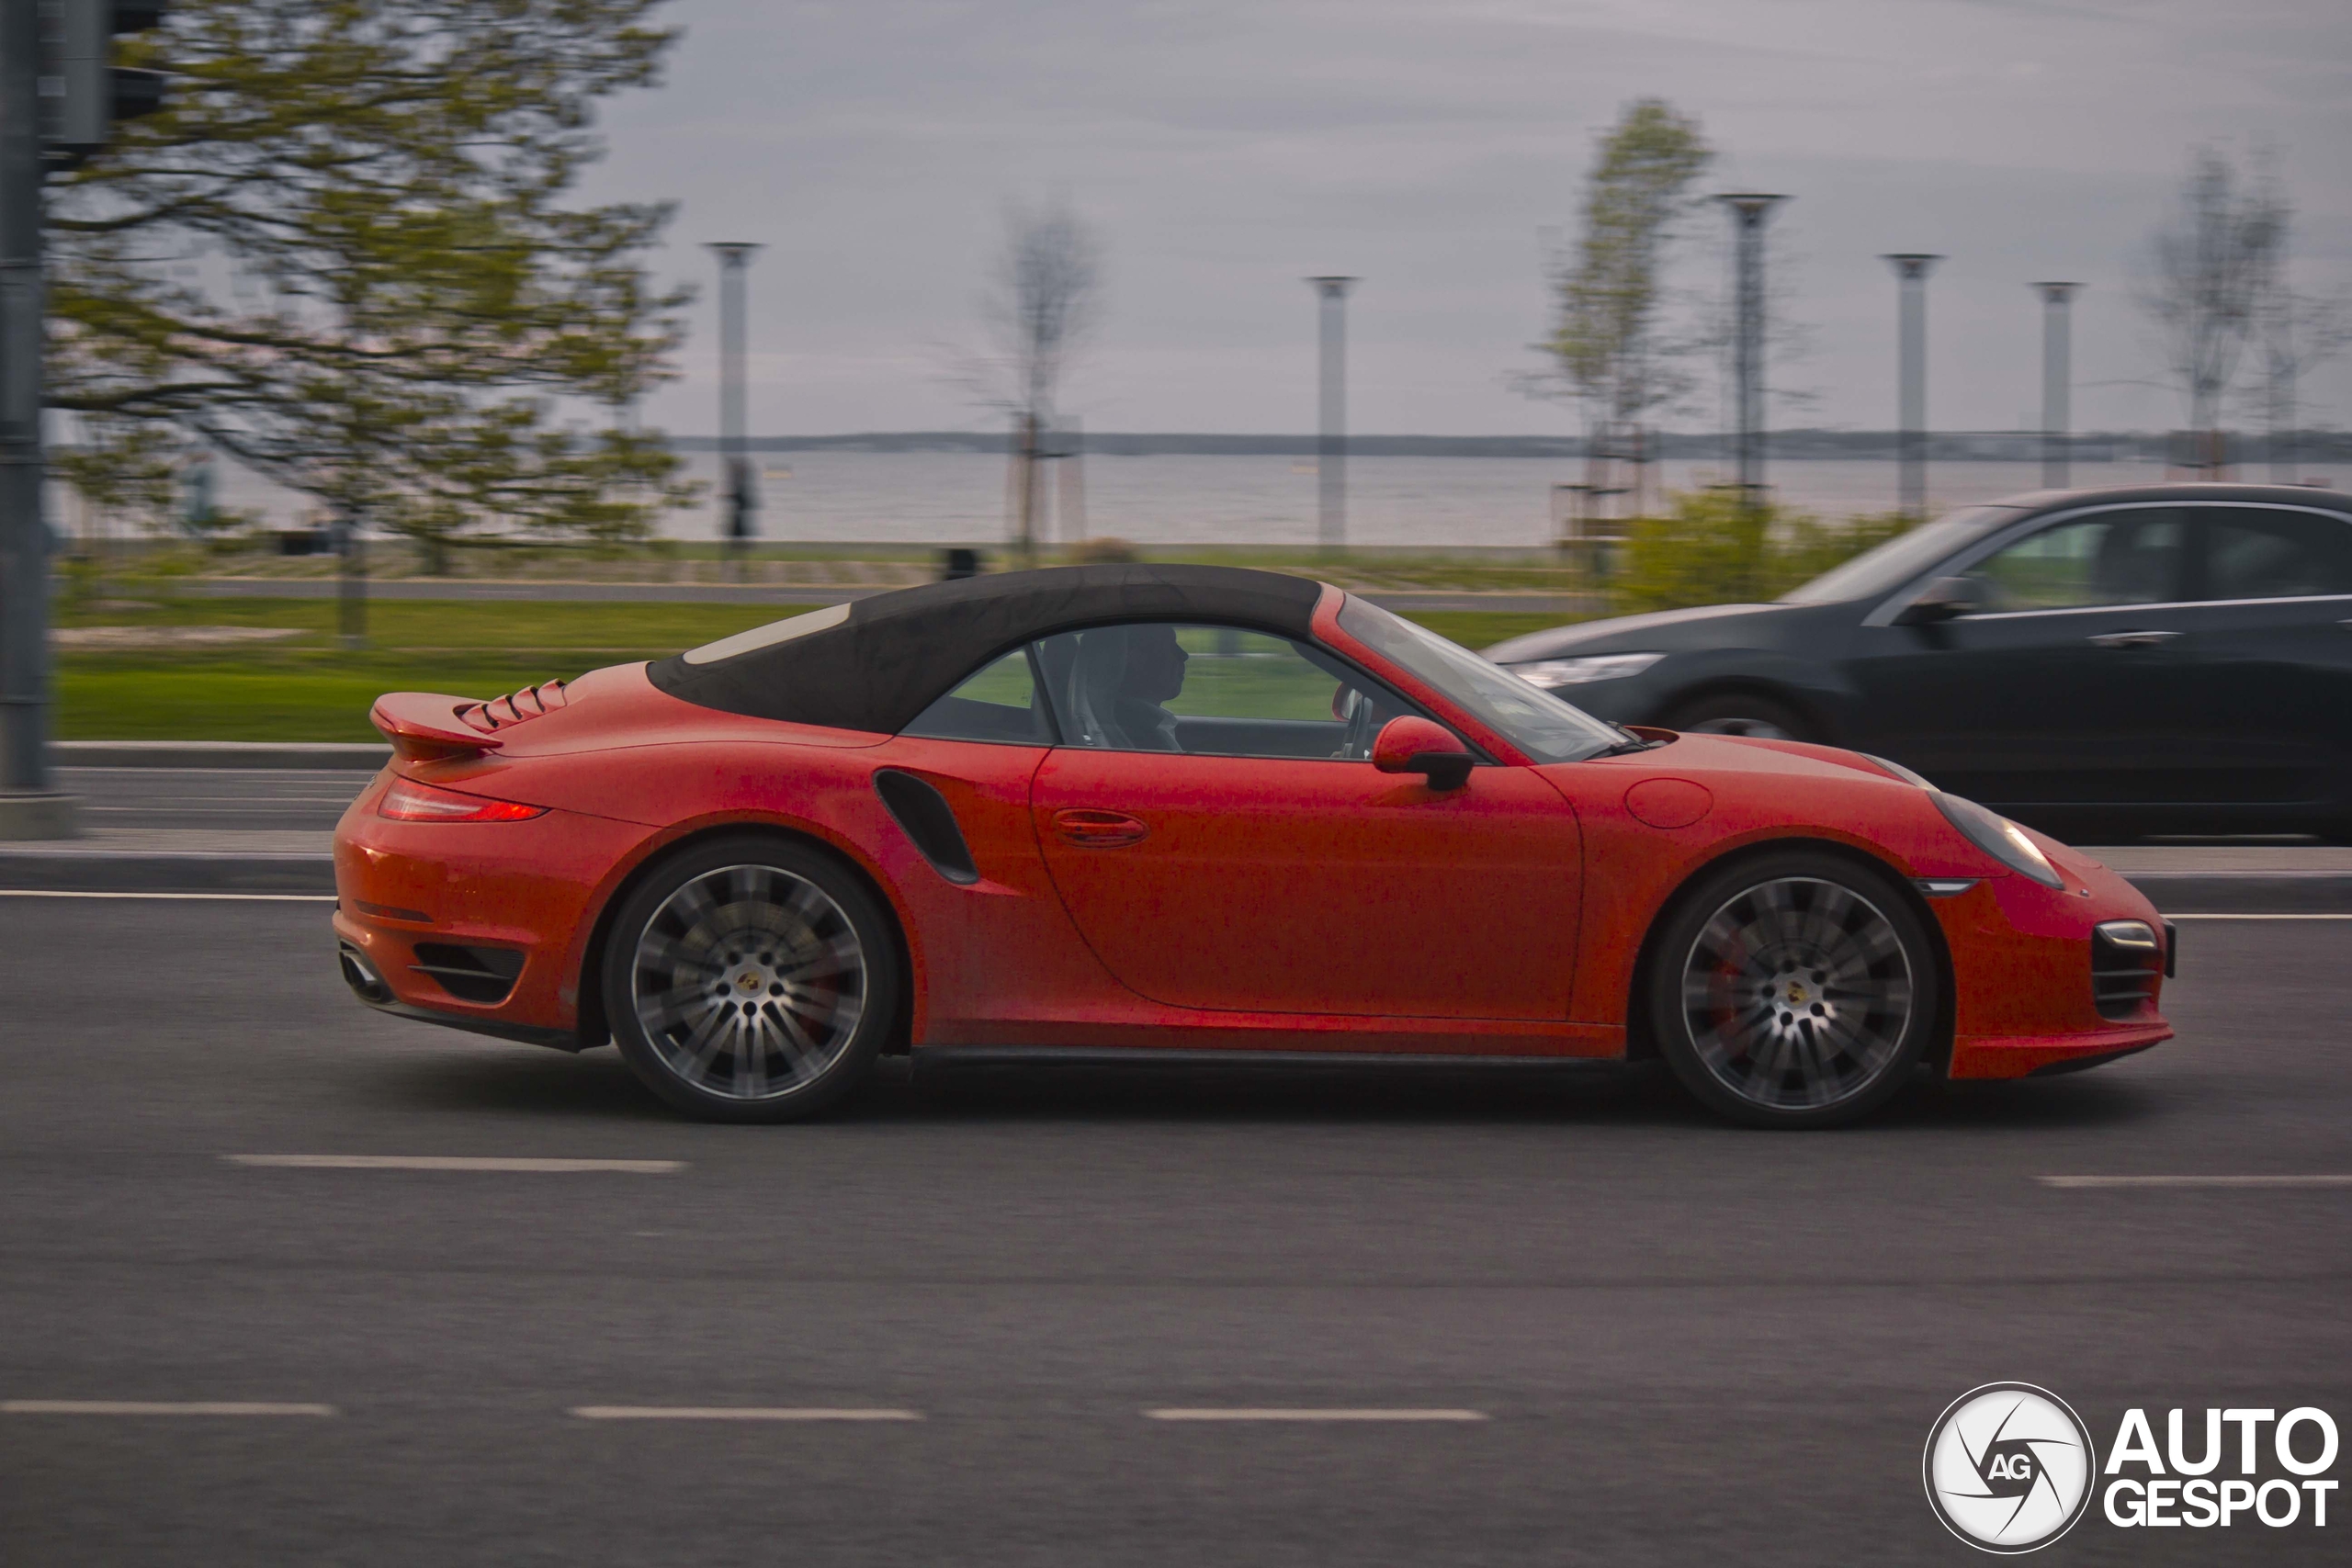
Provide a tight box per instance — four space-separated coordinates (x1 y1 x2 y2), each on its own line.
1609 491 1912 613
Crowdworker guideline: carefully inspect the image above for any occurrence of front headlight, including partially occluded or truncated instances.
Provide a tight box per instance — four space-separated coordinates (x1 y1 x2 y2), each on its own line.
1933 794 2064 889
1512 652 1665 688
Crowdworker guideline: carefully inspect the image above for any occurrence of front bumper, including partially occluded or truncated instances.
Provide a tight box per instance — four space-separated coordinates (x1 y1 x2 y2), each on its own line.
1930 850 2175 1080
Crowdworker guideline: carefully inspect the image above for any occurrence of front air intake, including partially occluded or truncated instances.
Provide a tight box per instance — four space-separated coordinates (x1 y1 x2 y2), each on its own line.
2090 924 2163 1021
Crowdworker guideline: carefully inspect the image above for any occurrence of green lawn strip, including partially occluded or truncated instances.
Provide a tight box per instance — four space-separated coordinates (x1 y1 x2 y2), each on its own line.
54 594 821 649
54 608 1584 740
1404 610 1583 649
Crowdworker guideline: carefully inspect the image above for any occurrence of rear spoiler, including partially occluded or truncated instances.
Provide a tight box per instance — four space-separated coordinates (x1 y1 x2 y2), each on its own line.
369 693 505 762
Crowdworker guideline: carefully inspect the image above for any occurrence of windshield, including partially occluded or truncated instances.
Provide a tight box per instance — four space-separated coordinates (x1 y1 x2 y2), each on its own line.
1777 507 2019 605
1336 597 1623 763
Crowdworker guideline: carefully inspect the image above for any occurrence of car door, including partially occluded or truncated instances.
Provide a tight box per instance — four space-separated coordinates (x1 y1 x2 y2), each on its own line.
1847 505 2197 810
1025 621 1582 1021
2168 503 2352 812
868 646 1080 1026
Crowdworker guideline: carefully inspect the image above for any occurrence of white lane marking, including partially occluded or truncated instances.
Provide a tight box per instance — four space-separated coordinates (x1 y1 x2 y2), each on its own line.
3 1401 336 1416
0 890 335 902
1145 1408 1489 1422
2038 1175 2352 1189
2165 913 2352 920
226 1156 683 1174
571 1407 922 1421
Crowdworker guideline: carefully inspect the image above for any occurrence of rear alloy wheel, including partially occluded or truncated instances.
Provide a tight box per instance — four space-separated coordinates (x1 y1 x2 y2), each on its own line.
1661 693 1811 741
1649 852 1939 1128
604 837 899 1122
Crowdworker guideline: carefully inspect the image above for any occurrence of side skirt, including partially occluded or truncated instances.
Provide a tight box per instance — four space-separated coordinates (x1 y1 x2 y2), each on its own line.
911 1045 1631 1077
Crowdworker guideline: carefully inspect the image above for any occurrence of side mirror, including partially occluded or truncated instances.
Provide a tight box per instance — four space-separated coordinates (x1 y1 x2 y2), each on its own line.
1372 716 1476 791
1893 574 1987 626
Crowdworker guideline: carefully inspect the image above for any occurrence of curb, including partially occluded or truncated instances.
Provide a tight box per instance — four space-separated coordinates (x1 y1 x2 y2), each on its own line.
0 852 335 894
2120 874 2352 916
56 741 390 770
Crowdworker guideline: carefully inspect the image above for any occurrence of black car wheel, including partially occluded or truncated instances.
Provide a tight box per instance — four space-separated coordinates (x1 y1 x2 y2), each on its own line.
1661 693 1812 741
603 834 899 1122
1648 850 1939 1129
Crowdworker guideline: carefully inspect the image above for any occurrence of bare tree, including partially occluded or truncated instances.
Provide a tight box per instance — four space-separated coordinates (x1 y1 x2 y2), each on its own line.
978 198 1102 559
2249 278 2347 483
2139 147 2287 468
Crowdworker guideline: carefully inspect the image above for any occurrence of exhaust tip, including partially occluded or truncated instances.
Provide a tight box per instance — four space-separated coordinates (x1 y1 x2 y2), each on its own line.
338 942 390 1004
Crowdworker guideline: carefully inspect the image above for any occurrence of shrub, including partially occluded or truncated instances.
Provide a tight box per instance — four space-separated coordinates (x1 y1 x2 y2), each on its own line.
1610 492 1914 613
1066 536 1140 565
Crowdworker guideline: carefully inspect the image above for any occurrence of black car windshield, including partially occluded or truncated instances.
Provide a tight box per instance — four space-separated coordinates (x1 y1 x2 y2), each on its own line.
1336 597 1623 763
1778 507 2019 605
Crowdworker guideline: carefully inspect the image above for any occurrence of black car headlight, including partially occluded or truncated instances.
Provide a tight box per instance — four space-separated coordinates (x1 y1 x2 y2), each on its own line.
1933 794 2064 889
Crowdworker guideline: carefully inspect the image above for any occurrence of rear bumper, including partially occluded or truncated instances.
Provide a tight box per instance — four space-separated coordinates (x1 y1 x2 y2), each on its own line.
333 774 653 1046
336 939 581 1051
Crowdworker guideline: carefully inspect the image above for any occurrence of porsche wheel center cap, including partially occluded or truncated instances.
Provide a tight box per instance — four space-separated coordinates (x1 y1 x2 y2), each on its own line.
735 969 765 995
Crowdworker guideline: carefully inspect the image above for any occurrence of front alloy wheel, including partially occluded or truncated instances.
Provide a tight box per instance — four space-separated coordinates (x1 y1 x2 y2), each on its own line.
1651 854 1939 1127
605 837 898 1122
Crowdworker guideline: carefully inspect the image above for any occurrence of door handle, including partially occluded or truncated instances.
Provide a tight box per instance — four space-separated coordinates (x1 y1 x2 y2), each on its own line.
2086 629 2181 649
1052 808 1149 849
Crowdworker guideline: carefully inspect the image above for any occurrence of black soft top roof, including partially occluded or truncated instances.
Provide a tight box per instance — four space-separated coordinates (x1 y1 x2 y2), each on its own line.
648 563 1328 734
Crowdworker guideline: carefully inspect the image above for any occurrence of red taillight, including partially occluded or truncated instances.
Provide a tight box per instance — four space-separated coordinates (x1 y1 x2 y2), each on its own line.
379 778 548 823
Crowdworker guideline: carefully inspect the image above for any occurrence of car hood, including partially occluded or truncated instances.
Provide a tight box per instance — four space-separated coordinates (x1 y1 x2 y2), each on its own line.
1484 601 1826 662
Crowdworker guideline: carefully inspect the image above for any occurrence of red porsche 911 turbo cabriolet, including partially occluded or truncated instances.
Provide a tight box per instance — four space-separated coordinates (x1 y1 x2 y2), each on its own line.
333 564 2174 1128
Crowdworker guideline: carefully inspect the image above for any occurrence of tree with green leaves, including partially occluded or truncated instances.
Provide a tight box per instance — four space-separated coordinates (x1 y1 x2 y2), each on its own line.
1541 98 1712 513
46 0 695 557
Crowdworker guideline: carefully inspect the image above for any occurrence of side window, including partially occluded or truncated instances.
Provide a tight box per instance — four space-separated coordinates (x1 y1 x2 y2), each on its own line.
2197 508 2352 601
900 649 1055 745
1970 509 2186 612
1033 622 1416 759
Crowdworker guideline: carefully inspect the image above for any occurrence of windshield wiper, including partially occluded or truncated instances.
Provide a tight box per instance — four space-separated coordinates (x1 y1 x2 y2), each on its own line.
1595 729 1667 757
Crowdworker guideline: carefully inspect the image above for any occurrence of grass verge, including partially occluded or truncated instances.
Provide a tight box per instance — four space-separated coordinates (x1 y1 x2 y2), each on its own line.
53 597 1579 740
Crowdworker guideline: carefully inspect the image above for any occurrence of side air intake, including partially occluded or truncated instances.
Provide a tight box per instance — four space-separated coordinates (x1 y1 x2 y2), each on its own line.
873 770 979 886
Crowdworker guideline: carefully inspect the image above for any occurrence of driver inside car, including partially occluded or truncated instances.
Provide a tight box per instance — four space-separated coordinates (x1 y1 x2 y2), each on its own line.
1073 625 1190 751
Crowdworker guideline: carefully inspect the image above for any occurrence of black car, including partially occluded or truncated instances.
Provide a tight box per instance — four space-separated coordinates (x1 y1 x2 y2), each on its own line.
1486 483 2352 840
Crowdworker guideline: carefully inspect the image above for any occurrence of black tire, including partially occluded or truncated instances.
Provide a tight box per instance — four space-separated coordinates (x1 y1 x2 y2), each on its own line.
1646 849 1940 1129
602 833 900 1123
1661 692 1813 741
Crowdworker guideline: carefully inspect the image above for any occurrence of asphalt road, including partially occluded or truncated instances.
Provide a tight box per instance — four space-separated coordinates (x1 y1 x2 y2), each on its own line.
1 899 2346 1565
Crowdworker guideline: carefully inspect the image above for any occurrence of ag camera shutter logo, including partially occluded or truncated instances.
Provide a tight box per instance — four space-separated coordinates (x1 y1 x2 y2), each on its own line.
1923 1383 2097 1552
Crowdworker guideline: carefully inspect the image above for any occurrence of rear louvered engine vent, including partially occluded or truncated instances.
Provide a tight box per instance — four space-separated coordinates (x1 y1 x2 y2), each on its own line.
2090 928 2163 1021
457 680 569 735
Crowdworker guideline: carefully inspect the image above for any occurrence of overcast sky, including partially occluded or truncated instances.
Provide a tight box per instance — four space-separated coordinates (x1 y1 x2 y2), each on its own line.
590 0 2352 438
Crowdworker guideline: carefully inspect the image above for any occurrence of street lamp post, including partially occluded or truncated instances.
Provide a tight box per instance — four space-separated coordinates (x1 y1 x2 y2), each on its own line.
1306 276 1357 555
1882 254 1944 518
0 0 73 837
2032 282 2082 491
705 243 762 571
1713 195 1788 508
